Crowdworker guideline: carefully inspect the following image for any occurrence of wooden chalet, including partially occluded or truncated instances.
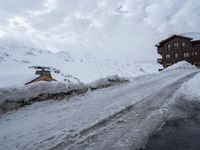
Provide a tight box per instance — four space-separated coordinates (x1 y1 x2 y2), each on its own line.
25 67 57 85
156 34 200 69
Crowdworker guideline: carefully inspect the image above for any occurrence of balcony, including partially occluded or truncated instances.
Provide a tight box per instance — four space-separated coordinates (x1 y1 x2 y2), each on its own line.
157 58 162 64
157 49 162 54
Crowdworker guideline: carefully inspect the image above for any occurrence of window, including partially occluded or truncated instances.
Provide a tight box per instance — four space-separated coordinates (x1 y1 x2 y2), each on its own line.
192 52 194 56
192 52 197 56
194 62 200 68
182 42 186 49
175 53 178 58
184 52 189 58
174 43 179 49
165 63 172 67
166 54 170 59
167 44 171 50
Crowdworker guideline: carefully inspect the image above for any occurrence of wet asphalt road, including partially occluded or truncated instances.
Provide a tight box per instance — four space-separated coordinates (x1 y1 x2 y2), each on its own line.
143 113 200 150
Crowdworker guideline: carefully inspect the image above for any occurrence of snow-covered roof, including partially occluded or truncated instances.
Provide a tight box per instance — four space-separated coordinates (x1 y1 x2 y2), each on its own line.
156 32 200 47
156 35 192 46
180 32 200 41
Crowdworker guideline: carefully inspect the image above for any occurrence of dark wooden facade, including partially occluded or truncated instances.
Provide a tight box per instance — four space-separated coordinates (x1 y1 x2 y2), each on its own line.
156 34 200 68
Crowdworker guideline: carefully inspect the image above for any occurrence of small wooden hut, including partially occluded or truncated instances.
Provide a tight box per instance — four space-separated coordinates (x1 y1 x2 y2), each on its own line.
25 67 57 85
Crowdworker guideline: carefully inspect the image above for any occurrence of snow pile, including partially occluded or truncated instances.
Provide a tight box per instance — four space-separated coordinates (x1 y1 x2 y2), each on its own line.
0 75 129 114
0 82 84 103
88 75 129 90
0 81 87 113
0 76 128 105
164 61 197 71
173 72 200 112
179 73 200 102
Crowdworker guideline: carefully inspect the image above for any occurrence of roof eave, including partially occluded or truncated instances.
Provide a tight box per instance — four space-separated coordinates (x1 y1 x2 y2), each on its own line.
158 34 193 46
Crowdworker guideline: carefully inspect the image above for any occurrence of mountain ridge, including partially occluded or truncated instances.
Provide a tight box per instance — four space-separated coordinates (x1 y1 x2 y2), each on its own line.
0 44 160 87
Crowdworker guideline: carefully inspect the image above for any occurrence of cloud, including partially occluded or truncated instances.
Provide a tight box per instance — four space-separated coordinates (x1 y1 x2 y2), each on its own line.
0 0 200 61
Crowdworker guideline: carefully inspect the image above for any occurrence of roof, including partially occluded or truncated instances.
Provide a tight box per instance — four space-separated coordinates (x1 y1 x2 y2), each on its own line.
180 32 200 41
156 32 200 47
191 40 200 44
156 34 192 47
25 75 56 85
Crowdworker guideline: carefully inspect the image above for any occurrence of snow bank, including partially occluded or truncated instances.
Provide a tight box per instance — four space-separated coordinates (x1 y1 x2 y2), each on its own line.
140 71 200 149
88 75 129 90
0 81 87 113
0 75 128 114
163 61 197 71
145 72 200 134
179 72 200 102
0 81 85 103
174 72 200 111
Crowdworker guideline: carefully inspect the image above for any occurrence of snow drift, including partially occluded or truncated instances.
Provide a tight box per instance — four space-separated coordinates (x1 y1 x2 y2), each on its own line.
179 72 200 103
172 72 200 112
0 75 128 114
163 61 197 71
0 81 86 114
88 75 129 90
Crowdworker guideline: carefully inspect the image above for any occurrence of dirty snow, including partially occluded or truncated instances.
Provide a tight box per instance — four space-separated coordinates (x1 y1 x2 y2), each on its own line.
88 75 128 89
0 64 199 150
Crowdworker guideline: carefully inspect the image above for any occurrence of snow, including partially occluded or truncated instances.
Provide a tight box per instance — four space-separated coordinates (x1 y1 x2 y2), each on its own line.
1 46 200 150
163 61 197 71
178 72 200 103
0 81 84 104
180 32 200 41
88 75 128 89
0 75 128 113
0 44 160 87
0 65 198 150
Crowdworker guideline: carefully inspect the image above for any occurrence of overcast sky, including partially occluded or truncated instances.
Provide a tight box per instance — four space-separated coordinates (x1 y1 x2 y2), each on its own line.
0 0 200 61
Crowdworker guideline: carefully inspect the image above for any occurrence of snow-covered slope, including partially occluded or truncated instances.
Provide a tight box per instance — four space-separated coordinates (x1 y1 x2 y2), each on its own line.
0 44 160 87
0 63 198 150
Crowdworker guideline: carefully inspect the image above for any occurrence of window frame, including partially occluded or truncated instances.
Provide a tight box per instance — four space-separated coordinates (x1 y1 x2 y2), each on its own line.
182 42 186 49
167 44 171 51
175 53 178 58
174 42 179 50
166 54 171 59
184 52 189 58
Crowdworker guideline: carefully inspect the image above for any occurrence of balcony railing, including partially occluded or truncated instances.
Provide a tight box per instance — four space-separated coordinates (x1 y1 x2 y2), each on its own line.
157 58 162 63
157 49 162 54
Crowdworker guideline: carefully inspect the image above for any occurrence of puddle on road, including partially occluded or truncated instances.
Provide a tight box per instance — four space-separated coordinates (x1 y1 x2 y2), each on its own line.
142 113 200 150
